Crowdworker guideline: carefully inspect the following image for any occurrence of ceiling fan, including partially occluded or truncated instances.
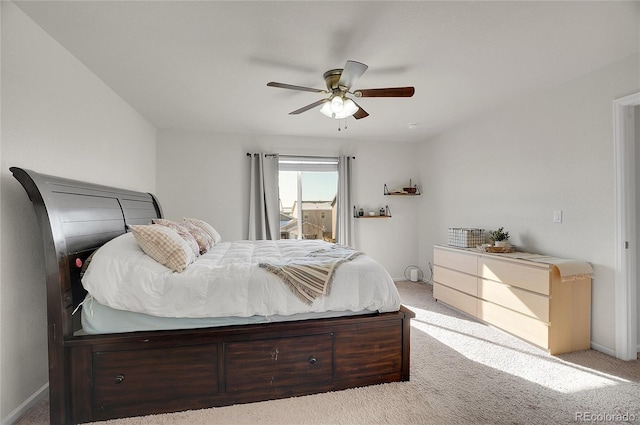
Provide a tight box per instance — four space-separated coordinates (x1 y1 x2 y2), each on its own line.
267 60 414 120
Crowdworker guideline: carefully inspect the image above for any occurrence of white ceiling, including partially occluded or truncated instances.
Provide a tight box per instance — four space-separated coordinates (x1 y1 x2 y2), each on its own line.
14 1 640 143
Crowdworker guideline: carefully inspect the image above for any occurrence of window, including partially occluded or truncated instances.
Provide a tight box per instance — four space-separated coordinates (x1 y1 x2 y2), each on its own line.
279 156 338 241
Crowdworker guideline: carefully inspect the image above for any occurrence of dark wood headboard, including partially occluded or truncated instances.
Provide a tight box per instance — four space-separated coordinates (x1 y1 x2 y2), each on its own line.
10 167 162 337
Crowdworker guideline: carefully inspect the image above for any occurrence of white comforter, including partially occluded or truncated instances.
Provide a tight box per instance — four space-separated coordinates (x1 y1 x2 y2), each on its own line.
82 233 401 319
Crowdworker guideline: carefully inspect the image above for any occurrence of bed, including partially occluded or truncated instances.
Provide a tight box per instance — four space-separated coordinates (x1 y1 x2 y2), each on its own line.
11 166 414 425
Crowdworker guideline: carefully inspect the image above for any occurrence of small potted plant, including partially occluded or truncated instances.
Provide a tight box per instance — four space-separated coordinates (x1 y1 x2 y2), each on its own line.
490 227 510 247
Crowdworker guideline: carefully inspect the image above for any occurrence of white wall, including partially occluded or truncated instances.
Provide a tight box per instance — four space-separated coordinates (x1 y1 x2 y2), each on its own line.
418 53 640 354
0 2 157 421
156 130 421 279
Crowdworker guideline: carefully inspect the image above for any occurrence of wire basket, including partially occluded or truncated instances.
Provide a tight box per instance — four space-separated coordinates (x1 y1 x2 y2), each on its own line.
448 228 485 248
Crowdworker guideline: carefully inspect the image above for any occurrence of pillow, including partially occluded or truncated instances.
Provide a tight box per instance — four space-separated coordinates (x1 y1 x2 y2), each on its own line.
180 220 213 254
183 217 222 244
129 224 196 272
152 218 200 258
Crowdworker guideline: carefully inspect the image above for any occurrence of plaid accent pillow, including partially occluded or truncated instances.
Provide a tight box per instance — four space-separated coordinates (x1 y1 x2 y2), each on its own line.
180 220 213 254
152 219 200 257
183 217 222 244
130 224 195 272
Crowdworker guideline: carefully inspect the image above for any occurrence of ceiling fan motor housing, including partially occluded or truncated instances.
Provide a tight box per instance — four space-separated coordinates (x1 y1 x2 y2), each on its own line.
323 69 345 92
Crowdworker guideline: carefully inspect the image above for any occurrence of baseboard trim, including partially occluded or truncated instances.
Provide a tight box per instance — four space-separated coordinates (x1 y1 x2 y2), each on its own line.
1 383 48 425
590 341 616 358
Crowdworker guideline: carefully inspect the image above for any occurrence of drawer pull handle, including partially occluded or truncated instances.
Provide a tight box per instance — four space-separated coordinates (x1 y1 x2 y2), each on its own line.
114 374 125 384
308 356 317 364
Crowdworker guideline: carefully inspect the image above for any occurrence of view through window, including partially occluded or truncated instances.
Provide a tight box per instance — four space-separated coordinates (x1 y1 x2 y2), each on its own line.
279 157 338 241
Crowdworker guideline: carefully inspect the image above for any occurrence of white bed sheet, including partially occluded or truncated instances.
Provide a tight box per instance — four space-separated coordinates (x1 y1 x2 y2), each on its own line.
82 233 400 320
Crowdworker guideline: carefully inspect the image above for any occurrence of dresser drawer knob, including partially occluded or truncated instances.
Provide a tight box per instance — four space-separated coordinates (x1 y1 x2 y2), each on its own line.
114 374 125 384
308 356 317 364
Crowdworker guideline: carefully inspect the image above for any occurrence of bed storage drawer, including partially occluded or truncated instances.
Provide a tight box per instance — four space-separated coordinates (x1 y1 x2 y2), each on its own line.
92 344 218 414
224 333 334 392
334 322 402 380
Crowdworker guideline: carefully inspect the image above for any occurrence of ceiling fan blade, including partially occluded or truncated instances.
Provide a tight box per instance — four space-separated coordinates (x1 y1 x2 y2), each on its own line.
353 107 369 120
267 82 326 93
338 60 368 90
351 99 369 120
289 99 328 115
354 87 415 97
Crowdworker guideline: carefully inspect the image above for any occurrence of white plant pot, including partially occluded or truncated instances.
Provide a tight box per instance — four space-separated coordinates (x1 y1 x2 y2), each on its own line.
494 240 508 247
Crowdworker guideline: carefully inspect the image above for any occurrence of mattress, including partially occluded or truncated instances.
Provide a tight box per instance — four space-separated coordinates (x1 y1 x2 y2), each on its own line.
80 233 400 333
79 296 373 334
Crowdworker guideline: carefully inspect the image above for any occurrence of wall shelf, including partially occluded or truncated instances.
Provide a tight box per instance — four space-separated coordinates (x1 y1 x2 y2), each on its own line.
384 183 420 196
355 215 391 219
354 205 391 219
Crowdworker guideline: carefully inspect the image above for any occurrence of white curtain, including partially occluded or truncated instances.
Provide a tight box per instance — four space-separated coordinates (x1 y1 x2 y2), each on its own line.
336 155 354 247
248 153 280 240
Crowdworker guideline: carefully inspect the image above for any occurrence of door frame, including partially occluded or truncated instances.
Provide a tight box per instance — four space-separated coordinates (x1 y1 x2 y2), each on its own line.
614 91 639 360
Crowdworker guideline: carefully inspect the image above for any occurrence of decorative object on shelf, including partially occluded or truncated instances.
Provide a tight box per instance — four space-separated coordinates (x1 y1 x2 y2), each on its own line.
448 228 485 248
482 245 516 253
379 207 385 216
386 205 391 217
403 179 417 194
489 227 510 247
368 211 376 216
384 183 420 196
358 207 364 217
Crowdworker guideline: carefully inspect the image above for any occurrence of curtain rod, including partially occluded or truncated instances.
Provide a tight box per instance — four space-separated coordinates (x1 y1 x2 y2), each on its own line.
246 153 355 159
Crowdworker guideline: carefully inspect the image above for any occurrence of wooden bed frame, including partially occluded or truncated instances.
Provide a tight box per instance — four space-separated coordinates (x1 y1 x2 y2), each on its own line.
11 167 414 425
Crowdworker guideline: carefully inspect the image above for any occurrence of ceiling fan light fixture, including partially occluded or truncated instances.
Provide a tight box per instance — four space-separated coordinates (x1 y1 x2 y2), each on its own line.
319 101 334 118
320 96 358 119
341 98 358 118
330 95 344 113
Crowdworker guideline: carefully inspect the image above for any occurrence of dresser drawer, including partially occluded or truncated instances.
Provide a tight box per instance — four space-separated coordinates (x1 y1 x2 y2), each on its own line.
434 283 477 317
434 265 477 296
478 278 549 322
434 248 478 275
478 300 549 349
93 344 218 409
225 333 333 392
478 258 549 295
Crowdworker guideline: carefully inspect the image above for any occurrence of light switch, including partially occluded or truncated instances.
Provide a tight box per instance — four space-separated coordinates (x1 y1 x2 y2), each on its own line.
553 210 563 223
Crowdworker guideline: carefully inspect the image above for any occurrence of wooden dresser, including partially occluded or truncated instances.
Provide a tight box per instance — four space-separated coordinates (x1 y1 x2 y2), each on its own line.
433 245 592 354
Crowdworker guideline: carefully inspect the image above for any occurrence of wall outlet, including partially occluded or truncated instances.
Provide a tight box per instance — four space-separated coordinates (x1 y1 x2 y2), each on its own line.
553 210 563 223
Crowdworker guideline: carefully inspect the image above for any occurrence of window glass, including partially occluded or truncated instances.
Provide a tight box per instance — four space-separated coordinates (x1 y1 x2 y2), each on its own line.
279 157 338 241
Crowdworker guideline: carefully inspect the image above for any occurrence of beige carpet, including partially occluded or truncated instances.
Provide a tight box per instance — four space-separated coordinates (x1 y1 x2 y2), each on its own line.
16 281 640 425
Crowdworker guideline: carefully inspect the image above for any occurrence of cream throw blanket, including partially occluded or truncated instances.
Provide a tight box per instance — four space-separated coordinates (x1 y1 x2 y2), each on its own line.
260 244 363 304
